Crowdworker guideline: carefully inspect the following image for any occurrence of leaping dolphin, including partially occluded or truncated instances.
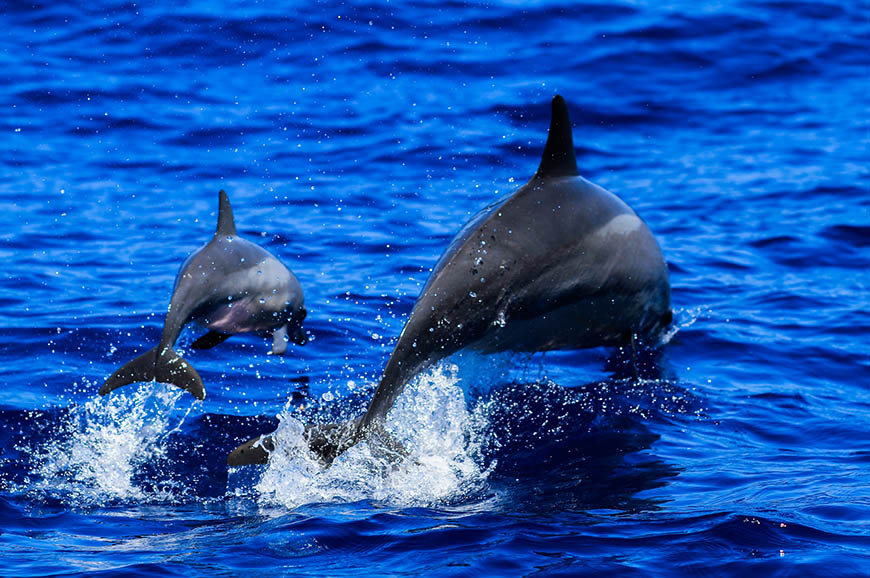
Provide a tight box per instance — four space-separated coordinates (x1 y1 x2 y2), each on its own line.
228 95 671 466
100 190 307 400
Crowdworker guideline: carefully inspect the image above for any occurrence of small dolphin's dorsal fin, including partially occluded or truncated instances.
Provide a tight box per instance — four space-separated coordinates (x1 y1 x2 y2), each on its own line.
534 95 579 179
216 190 237 237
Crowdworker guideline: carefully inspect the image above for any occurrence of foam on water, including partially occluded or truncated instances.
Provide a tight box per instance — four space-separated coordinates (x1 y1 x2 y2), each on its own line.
24 383 194 506
239 365 490 509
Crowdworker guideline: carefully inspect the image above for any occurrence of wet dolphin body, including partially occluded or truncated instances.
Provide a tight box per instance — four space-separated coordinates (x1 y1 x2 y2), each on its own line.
100 190 307 400
228 95 671 466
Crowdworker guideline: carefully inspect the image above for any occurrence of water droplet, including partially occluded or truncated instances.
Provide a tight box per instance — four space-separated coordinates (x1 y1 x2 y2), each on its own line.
321 391 334 402
492 310 506 327
469 291 477 298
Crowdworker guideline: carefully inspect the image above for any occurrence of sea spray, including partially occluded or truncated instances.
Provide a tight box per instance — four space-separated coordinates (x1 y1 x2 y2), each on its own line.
248 364 490 509
24 383 193 506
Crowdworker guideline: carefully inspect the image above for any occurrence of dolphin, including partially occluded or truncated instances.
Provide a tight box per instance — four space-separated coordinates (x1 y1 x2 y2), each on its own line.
228 95 671 466
100 190 307 400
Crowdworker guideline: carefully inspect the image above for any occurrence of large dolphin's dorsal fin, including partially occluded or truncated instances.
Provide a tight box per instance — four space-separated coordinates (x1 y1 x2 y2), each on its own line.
534 95 579 179
216 190 237 237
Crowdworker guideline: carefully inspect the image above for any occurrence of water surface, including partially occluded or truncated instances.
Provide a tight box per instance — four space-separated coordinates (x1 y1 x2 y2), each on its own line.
1 1 869 576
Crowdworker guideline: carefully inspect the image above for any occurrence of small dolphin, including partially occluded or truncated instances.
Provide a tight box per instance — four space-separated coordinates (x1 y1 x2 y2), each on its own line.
228 95 670 466
101 190 307 400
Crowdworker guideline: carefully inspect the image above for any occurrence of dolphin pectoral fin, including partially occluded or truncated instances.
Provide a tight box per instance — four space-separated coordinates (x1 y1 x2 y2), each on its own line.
227 434 275 467
271 325 288 354
100 346 206 400
191 331 232 350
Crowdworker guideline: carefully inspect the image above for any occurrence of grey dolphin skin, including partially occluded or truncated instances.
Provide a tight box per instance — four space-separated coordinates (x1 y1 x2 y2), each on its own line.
100 190 307 400
228 95 671 466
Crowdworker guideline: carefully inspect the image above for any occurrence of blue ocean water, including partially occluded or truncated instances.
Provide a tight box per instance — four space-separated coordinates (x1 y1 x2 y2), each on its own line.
1 0 869 575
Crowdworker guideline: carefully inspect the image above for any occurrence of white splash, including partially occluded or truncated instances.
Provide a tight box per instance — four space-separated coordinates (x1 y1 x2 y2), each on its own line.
661 305 708 344
26 383 193 506
245 364 490 510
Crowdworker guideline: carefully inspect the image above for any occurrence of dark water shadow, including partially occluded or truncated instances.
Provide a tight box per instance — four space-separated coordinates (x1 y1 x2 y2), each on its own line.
471 346 690 514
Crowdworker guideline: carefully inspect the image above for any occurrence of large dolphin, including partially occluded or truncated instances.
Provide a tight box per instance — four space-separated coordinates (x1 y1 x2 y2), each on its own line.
100 190 307 400
228 95 671 466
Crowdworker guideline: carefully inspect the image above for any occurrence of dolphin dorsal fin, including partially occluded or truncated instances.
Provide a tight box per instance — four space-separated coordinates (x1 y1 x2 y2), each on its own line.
216 190 237 237
534 95 579 179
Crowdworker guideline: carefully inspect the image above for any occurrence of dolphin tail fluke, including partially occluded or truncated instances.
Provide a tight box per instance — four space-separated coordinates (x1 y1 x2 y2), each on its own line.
99 346 206 400
306 419 406 463
226 418 408 467
304 420 362 465
227 434 275 466
226 422 357 467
